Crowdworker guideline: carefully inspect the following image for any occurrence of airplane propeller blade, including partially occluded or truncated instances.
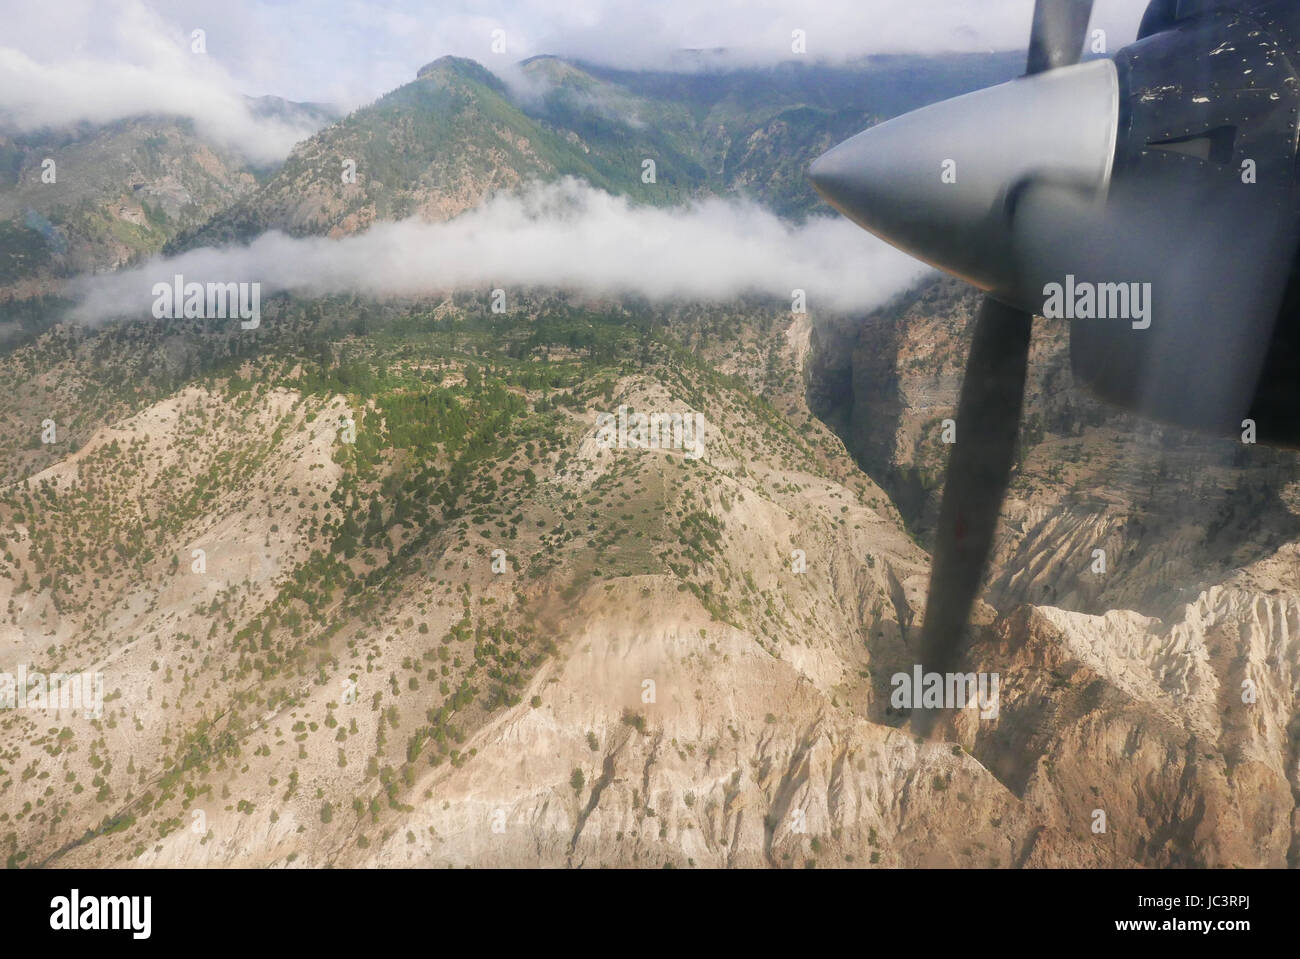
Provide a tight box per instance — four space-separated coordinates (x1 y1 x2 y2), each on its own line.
916 298 1032 685
1027 0 1096 74
913 0 1093 732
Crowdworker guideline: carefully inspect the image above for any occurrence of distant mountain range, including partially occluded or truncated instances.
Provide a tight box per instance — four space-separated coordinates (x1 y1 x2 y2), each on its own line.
0 50 1021 319
164 52 1022 252
0 96 340 301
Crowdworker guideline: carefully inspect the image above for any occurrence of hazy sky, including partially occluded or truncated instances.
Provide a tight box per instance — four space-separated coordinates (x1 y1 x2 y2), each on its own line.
1 0 1150 140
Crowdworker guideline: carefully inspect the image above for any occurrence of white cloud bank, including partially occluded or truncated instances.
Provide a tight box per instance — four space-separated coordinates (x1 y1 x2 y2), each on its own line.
69 178 932 322
0 0 325 164
1 1 1150 141
519 0 1147 72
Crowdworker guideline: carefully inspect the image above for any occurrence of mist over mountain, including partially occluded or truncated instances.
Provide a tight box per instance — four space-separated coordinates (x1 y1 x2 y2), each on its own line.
164 51 1023 252
0 96 338 310
71 178 931 325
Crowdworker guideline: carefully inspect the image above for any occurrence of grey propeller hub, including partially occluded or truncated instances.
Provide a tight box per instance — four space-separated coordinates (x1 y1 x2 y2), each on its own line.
809 58 1119 306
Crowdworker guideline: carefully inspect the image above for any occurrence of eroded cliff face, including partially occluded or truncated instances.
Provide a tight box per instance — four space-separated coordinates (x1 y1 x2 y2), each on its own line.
353 578 1105 870
808 275 1300 866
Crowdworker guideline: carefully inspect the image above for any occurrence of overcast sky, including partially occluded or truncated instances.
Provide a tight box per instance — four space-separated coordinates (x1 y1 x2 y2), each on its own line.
1 0 1150 154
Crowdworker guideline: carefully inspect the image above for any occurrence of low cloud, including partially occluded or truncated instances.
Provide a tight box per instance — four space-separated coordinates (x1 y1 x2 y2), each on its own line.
526 0 1146 71
0 0 326 164
69 178 931 323
0 2 1149 128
